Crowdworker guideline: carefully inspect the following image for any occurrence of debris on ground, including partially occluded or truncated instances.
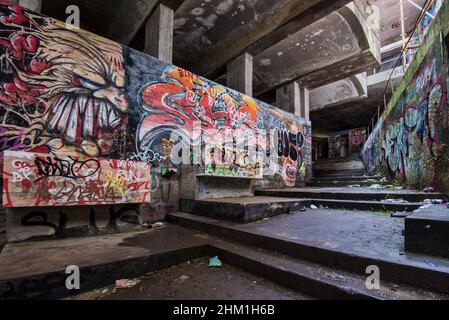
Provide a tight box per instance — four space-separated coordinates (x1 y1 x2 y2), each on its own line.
299 207 307 212
431 199 445 204
381 198 409 204
209 256 222 268
391 212 409 218
414 204 433 213
424 187 435 193
325 272 346 281
390 284 400 291
310 204 319 210
175 275 190 283
368 184 385 189
363 179 377 183
347 184 361 188
115 279 141 289
425 260 438 268
151 222 166 229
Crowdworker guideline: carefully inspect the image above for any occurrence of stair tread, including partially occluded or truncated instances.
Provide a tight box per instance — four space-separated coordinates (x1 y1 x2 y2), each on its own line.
170 212 449 300
213 239 446 300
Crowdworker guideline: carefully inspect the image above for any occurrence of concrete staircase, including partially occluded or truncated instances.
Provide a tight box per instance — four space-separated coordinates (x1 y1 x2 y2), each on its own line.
167 211 449 299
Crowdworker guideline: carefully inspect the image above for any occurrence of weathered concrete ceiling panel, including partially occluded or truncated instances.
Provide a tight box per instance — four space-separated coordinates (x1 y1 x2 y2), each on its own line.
310 73 368 111
172 0 351 76
253 12 362 96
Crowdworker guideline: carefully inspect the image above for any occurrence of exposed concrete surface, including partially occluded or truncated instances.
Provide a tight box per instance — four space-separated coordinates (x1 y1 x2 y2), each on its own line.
0 225 208 280
66 257 312 300
406 205 449 258
169 210 449 272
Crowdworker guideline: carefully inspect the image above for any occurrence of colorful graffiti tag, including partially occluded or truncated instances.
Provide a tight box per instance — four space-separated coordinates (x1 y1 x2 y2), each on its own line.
134 66 310 186
2 151 151 207
0 1 311 200
350 127 366 154
362 38 449 190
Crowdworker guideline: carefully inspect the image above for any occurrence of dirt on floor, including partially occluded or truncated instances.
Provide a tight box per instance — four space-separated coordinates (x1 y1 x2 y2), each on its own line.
66 257 312 300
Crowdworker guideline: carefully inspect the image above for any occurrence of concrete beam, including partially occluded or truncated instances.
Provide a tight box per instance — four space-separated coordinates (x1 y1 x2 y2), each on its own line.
107 0 184 46
10 0 41 12
144 3 174 64
276 82 309 120
198 0 352 79
226 53 253 96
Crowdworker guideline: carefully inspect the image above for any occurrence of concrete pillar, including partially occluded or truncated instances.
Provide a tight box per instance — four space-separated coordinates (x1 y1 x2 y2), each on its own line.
10 0 42 12
226 52 253 96
144 4 174 64
276 81 310 120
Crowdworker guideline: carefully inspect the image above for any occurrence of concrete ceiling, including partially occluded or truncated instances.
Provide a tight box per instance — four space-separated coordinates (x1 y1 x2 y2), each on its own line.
311 66 403 134
374 0 427 46
253 11 363 96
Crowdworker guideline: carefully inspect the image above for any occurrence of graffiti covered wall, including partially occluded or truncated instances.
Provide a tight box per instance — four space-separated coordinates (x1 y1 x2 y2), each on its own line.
349 127 366 154
362 5 449 190
0 1 311 210
2 151 151 207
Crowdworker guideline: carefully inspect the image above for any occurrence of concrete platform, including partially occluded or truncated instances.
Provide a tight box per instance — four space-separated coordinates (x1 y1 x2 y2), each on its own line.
406 205 449 259
180 197 307 223
2 221 447 300
168 210 449 295
256 187 447 202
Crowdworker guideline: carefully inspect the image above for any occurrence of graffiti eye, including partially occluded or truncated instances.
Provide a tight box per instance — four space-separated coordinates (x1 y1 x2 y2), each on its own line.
79 78 103 91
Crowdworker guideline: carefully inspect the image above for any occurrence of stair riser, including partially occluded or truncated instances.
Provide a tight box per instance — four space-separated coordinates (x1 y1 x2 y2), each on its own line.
255 190 445 203
213 246 376 300
167 214 449 295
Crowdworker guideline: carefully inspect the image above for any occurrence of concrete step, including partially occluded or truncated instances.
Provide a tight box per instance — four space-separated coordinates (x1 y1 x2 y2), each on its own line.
314 169 367 178
312 176 379 182
256 188 446 203
405 205 449 259
308 198 422 212
308 180 388 187
167 211 449 295
211 239 445 300
180 197 306 223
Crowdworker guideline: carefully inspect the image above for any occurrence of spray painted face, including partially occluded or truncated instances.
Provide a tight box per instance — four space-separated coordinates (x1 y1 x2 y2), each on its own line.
0 6 128 157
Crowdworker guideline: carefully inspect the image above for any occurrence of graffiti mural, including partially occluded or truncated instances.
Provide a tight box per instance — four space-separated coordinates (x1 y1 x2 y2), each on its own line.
131 65 310 186
0 0 311 209
362 38 449 190
0 2 128 158
350 127 366 154
2 151 151 207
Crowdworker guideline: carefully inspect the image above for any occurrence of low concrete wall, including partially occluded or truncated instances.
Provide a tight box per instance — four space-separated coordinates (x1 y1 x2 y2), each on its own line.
362 1 449 191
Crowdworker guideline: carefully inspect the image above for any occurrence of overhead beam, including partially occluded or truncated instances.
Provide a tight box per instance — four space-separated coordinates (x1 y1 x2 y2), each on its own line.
107 0 185 46
201 0 352 80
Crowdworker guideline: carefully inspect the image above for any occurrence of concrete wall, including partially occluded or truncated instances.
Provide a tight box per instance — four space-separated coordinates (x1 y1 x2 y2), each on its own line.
0 3 311 240
362 1 449 191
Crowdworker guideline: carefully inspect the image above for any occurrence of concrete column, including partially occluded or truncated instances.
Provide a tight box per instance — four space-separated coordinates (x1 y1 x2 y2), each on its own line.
226 52 253 96
144 4 174 64
276 81 310 120
10 0 42 12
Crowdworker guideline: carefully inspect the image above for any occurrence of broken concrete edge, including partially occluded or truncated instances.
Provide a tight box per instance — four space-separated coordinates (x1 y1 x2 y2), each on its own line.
167 212 449 295
405 205 449 259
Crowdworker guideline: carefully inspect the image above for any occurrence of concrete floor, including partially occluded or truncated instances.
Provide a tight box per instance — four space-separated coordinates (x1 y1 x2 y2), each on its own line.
66 257 312 300
0 225 210 279
172 209 449 271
